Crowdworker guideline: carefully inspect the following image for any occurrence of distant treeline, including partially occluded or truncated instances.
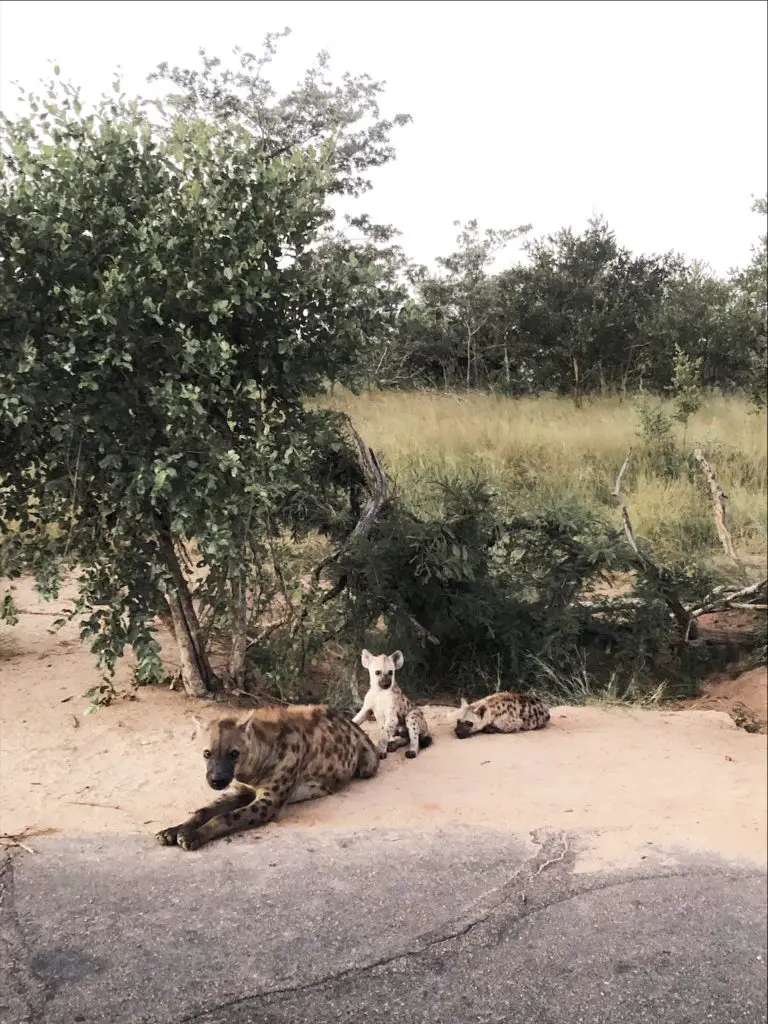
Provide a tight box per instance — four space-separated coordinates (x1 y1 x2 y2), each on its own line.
335 208 767 406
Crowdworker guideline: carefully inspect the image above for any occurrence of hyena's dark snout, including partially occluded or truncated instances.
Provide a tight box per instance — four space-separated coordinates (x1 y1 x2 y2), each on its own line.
207 770 232 790
454 722 472 739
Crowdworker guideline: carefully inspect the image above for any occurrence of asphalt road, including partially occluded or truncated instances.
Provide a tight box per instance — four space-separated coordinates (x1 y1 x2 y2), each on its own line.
1 828 765 1024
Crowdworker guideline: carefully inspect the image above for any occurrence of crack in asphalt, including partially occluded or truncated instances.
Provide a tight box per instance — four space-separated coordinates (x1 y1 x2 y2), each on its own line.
177 833 571 1023
179 834 765 1024
5 833 765 1024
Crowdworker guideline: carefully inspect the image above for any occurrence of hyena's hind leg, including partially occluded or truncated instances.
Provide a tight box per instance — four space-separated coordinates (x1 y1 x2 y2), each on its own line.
287 780 334 804
355 736 381 778
405 709 432 759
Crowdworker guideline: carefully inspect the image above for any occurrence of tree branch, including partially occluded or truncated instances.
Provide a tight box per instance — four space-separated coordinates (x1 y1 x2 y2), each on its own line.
612 449 696 639
612 447 639 554
692 448 736 560
314 415 390 603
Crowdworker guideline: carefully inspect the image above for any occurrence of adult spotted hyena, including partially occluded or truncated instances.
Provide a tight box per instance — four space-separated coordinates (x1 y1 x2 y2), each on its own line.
353 649 432 759
156 704 379 851
454 691 550 739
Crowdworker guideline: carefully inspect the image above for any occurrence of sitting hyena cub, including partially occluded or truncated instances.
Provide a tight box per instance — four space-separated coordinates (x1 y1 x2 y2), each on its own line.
353 649 432 759
156 704 380 851
454 691 550 739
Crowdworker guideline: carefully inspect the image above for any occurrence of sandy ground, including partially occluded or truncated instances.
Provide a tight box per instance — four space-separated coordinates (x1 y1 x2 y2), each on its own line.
1 576 766 873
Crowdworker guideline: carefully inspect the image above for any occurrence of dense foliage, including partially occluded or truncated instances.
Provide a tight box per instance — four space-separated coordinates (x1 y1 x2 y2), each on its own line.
360 212 767 402
1 34 765 706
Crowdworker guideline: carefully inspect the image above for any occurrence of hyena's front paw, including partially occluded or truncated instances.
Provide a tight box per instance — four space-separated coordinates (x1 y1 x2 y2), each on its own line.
176 830 204 852
376 745 388 760
155 824 200 849
155 825 183 846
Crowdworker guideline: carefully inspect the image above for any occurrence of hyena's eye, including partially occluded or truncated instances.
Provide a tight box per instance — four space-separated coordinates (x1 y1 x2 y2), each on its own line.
375 670 381 676
228 749 240 761
203 750 211 759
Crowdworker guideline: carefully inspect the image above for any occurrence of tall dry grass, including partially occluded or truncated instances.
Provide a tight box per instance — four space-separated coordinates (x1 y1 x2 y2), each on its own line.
319 390 768 564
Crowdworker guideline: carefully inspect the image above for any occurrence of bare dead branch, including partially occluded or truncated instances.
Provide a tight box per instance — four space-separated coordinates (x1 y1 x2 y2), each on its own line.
314 415 391 604
402 609 440 646
690 578 768 617
612 448 632 498
612 449 696 638
612 449 639 554
345 415 390 540
692 448 736 560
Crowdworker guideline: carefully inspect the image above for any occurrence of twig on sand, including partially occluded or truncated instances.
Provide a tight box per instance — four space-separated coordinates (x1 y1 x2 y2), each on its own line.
0 826 59 855
67 800 122 810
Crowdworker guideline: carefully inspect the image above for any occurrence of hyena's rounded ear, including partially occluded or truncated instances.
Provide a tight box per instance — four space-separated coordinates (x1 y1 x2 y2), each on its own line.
391 650 404 670
361 649 373 668
190 714 206 740
242 709 259 735
460 697 469 710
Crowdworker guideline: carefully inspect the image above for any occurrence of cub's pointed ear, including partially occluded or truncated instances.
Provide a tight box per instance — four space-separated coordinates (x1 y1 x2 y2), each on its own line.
190 714 206 740
361 649 372 668
391 650 404 670
460 698 469 710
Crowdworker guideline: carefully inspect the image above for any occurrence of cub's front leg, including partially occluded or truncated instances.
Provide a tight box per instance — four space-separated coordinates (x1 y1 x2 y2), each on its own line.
352 692 373 726
377 712 400 758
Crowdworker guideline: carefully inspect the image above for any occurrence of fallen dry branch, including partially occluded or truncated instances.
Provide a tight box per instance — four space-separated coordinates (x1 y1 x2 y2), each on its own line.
690 578 768 617
692 448 736 560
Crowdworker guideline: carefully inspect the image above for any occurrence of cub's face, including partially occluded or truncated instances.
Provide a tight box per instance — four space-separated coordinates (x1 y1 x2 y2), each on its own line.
454 698 485 739
193 715 245 790
361 649 404 691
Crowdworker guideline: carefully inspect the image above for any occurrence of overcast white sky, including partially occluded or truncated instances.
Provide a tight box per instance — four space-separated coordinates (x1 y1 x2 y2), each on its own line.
1 0 766 275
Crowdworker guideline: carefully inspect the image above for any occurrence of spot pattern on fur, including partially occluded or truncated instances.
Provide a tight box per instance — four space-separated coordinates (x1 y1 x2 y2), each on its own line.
454 691 550 739
352 650 432 759
156 704 380 851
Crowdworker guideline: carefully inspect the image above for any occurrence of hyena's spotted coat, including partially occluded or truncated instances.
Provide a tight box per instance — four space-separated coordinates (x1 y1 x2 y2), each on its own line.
156 704 379 851
454 691 550 739
353 649 432 759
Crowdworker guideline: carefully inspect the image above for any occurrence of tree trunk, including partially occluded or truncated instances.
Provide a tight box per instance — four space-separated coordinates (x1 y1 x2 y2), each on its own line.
503 346 511 387
166 594 209 698
572 354 582 409
466 328 472 389
227 573 248 685
158 531 217 697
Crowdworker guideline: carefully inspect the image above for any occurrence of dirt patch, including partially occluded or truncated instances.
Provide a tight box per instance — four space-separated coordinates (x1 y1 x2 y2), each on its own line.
684 666 767 726
1 576 766 873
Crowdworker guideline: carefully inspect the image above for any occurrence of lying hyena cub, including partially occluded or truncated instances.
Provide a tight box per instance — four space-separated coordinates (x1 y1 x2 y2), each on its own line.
353 649 432 759
454 691 550 739
156 705 380 851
